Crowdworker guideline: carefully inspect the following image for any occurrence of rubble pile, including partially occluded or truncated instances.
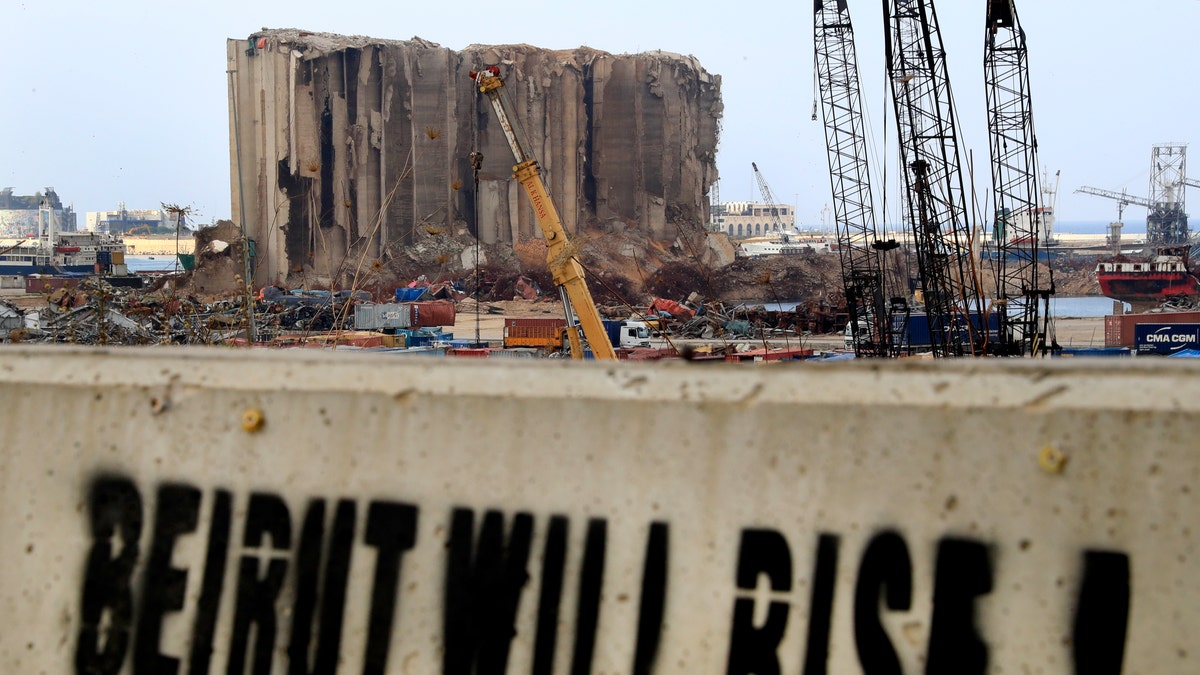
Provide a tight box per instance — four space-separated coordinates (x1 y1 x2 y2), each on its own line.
2 280 385 346
626 293 842 342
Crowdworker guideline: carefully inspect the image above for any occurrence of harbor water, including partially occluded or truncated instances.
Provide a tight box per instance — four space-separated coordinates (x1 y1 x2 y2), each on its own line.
125 255 181 273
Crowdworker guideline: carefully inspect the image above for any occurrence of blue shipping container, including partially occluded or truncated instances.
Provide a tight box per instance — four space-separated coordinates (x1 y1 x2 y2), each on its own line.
892 312 999 350
1133 323 1200 355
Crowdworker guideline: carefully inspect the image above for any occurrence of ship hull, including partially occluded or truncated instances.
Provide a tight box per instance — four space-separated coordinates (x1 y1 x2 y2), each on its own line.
1097 272 1200 312
0 263 94 276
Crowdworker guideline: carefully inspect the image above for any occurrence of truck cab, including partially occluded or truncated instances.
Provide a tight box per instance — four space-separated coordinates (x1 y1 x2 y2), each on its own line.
844 320 869 350
603 319 653 349
619 321 652 348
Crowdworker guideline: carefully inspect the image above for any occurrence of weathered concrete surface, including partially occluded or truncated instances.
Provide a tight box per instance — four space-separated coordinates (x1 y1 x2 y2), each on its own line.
227 30 722 286
2 349 1199 672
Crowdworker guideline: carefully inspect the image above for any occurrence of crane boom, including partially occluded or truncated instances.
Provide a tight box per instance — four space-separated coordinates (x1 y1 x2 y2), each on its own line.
984 0 1054 356
814 0 896 357
1075 186 1153 210
751 162 789 233
471 66 617 360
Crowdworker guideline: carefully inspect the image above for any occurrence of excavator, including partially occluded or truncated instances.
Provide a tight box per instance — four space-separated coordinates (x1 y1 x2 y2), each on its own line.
470 66 617 360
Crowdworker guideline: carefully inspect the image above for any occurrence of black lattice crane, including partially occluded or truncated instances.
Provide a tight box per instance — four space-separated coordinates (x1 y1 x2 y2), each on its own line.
984 0 1055 356
883 0 988 357
814 0 898 357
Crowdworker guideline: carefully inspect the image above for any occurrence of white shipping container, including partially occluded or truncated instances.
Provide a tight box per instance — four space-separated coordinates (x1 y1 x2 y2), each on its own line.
354 302 413 329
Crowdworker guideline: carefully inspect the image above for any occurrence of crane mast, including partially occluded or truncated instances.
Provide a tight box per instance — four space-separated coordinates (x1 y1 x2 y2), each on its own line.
1147 144 1189 245
814 0 896 357
883 0 987 357
984 0 1054 356
1077 144 1190 245
470 66 617 360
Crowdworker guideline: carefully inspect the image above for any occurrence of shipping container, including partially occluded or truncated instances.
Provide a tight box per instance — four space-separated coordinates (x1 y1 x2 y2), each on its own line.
411 300 456 328
354 303 414 330
1133 323 1200 355
503 318 567 349
892 312 999 352
25 275 81 294
1104 311 1200 347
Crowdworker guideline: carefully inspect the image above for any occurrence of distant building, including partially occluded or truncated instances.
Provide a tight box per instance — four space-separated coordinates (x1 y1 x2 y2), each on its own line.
0 187 77 236
86 202 169 234
711 201 796 239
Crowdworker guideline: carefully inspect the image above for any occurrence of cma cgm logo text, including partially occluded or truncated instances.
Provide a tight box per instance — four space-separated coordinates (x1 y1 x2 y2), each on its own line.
1145 328 1197 343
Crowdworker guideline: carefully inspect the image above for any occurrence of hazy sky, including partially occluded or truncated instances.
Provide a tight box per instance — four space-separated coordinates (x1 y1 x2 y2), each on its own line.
4 0 1198 230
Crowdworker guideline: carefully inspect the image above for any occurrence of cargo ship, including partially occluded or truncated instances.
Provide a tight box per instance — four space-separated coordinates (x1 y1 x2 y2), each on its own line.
0 231 128 275
0 198 128 276
1095 246 1200 312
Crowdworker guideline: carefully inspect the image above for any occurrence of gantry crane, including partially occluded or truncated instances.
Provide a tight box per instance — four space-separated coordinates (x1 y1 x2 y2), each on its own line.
470 66 617 360
1076 143 1190 245
1074 186 1149 222
814 0 898 357
883 0 988 357
751 162 790 234
984 0 1054 356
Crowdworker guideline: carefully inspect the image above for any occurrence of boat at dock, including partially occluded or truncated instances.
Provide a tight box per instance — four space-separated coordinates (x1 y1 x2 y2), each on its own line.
1095 246 1200 312
0 200 128 276
0 231 128 276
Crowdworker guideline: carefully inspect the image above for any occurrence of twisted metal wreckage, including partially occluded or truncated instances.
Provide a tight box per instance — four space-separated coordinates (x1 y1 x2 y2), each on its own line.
0 277 842 351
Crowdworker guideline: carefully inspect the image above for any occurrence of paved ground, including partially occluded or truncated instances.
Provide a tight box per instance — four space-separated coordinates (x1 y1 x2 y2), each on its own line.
450 301 1110 352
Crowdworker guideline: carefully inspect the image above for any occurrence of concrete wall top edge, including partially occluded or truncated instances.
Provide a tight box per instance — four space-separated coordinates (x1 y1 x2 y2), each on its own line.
0 345 1193 413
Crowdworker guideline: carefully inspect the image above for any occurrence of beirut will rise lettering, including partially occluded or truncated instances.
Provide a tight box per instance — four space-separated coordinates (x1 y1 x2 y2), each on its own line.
74 476 668 675
74 476 1129 674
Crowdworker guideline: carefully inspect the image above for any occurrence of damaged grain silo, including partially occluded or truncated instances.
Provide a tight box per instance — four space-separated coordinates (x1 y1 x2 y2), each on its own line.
226 29 723 286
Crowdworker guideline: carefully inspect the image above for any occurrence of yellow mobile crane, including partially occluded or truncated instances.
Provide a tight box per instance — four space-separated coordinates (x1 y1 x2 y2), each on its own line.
470 66 617 360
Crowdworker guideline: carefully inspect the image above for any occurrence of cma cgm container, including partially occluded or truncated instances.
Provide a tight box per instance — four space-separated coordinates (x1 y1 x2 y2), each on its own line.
1105 311 1200 347
1133 323 1200 355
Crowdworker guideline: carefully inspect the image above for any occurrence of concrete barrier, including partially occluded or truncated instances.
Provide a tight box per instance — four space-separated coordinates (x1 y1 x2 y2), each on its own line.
1 346 1197 673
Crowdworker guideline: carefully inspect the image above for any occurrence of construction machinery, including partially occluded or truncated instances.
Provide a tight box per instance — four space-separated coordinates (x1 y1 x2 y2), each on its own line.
984 0 1054 356
751 162 791 234
1077 143 1190 245
814 0 898 357
470 66 617 360
883 0 988 357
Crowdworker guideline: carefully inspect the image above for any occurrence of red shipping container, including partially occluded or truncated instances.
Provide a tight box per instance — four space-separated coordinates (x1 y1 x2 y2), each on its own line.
411 300 457 328
26 276 80 294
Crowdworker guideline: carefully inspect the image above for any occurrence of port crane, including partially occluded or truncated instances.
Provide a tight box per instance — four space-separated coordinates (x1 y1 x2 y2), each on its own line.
1074 186 1149 222
813 0 898 357
883 0 988 357
470 66 617 360
984 0 1054 356
1076 143 1190 245
751 162 790 234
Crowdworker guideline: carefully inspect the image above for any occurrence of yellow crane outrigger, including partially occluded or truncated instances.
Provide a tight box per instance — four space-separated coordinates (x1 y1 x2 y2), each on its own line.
470 66 617 361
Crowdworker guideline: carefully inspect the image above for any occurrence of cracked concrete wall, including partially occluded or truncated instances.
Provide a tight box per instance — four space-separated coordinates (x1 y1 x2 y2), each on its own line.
228 30 722 285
